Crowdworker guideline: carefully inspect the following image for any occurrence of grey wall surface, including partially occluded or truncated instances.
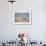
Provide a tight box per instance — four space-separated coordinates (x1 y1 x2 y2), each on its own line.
0 0 46 41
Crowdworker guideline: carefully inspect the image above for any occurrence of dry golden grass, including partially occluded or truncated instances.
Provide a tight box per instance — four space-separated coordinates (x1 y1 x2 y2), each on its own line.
15 16 29 22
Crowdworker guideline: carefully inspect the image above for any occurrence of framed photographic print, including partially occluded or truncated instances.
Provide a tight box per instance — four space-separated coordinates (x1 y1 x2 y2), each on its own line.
13 11 32 25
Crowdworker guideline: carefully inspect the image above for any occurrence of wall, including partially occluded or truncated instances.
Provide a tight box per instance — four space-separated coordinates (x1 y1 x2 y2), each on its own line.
0 0 46 41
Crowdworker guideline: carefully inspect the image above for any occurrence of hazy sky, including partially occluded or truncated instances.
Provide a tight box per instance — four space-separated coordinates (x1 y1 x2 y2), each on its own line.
15 13 29 17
